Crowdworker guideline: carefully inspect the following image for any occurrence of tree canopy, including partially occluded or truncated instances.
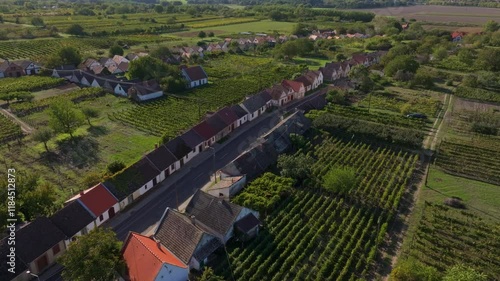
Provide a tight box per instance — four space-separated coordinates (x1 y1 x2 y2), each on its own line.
109 44 124 57
277 153 315 183
59 228 125 281
443 264 487 281
66 24 85 36
384 55 419 78
47 99 85 139
128 56 176 80
322 166 359 194
390 258 440 281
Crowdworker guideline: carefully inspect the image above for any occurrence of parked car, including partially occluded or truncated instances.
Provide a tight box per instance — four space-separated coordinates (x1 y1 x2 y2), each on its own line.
406 113 427 119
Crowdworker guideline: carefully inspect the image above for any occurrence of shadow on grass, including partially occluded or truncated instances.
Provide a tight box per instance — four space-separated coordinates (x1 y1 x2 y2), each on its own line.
55 136 100 169
87 125 109 137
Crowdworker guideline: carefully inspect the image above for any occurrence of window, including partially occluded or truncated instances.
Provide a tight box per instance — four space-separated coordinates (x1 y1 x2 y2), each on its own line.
99 214 104 221
36 255 49 272
170 164 175 170
52 243 61 255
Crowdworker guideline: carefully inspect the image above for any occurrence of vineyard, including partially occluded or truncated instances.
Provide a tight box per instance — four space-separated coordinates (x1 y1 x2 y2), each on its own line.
455 86 500 103
358 90 441 117
215 137 418 281
0 36 178 60
435 141 500 185
0 76 65 94
403 202 500 279
109 97 201 137
203 55 274 81
110 63 302 137
10 87 106 116
0 114 22 144
187 18 259 29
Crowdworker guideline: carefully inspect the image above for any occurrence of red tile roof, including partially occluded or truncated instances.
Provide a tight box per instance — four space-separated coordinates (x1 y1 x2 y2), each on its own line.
123 232 187 281
70 183 118 217
216 106 238 126
192 120 217 140
295 75 313 87
282 80 304 93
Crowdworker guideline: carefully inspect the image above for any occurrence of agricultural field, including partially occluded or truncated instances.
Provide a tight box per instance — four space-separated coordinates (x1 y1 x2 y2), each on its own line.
0 94 157 202
110 60 302 137
353 5 500 25
0 114 22 144
0 76 65 94
214 137 418 280
401 202 500 279
174 20 297 37
0 35 179 60
202 55 274 81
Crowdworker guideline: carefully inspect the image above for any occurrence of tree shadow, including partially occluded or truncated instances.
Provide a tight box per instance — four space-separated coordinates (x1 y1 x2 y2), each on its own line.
87 125 110 137
56 136 100 169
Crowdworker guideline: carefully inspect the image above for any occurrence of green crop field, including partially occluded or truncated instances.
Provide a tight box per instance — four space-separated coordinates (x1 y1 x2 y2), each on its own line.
0 114 22 144
214 137 418 280
176 20 296 36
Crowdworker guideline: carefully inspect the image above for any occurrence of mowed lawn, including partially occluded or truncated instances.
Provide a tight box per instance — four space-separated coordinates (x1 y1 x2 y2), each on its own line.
425 167 500 220
1 94 158 201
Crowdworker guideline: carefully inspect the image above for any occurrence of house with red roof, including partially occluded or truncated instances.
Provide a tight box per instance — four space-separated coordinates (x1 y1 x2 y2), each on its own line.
122 232 188 281
216 106 239 134
351 54 370 67
193 120 217 148
66 183 119 227
181 65 208 88
282 80 305 100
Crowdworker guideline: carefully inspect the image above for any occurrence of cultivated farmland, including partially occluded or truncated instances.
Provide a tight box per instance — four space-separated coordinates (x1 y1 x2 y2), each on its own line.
0 114 22 144
215 137 418 280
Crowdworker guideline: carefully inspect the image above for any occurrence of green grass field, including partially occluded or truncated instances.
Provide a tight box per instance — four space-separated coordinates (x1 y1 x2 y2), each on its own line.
174 20 296 36
0 94 158 202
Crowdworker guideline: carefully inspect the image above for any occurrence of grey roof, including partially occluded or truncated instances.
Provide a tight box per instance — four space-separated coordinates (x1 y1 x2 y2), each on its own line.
50 200 95 238
241 94 266 113
164 137 192 160
55 65 76 71
15 217 65 262
154 208 221 264
205 114 227 134
185 190 243 237
230 104 247 119
180 129 204 149
235 213 260 233
145 145 178 171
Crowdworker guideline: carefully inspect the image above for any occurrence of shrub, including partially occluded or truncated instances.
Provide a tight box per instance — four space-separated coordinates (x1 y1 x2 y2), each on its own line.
107 160 126 175
444 197 466 209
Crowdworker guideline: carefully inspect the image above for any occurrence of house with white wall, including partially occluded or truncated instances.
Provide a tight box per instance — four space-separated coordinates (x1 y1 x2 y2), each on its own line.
50 200 96 248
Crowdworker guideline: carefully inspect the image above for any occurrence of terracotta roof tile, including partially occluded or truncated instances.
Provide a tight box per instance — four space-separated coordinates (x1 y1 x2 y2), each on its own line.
69 183 118 217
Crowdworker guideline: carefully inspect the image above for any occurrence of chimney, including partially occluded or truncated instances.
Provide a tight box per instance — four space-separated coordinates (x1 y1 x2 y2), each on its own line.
190 215 196 225
153 237 161 250
219 193 224 198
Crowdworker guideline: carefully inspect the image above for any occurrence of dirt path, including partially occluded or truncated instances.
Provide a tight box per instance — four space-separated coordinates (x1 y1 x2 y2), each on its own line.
381 92 453 280
0 108 35 134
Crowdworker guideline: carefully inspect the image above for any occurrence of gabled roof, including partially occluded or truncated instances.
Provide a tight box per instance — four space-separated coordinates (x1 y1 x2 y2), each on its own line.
294 75 312 87
235 213 260 233
192 120 217 141
216 107 238 126
180 129 204 149
0 61 10 72
13 60 33 69
13 217 66 262
205 113 227 133
122 232 187 281
50 200 95 237
241 94 266 113
230 104 248 119
182 65 208 82
118 61 129 72
145 145 178 171
258 89 272 103
282 80 304 93
154 208 222 264
268 84 287 100
0 238 28 279
81 58 98 68
185 190 243 237
68 183 118 217
351 54 369 64
164 137 192 160
103 159 160 200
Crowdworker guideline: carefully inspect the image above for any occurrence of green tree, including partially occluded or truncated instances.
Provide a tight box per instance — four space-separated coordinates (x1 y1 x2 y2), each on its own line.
128 56 171 80
197 267 225 281
198 30 206 38
208 31 215 37
20 180 58 221
150 46 172 60
457 48 476 65
443 264 487 281
336 53 347 61
390 258 440 281
108 44 124 57
31 17 45 27
107 160 126 175
47 100 85 140
326 89 346 104
277 153 314 183
462 74 479 88
384 55 419 78
66 24 85 36
58 46 82 67
410 69 434 89
349 65 374 93
484 20 499 33
154 4 164 13
59 228 125 281
432 47 448 61
475 48 500 71
322 167 358 194
81 107 99 126
32 128 53 152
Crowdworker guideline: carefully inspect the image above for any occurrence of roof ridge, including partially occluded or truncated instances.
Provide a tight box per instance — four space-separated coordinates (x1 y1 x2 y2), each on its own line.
132 233 165 265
